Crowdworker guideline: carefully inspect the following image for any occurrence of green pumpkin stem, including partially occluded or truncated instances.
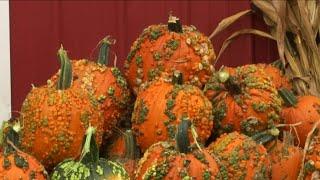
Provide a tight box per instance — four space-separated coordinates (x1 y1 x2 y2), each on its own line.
57 45 72 90
218 71 241 95
172 70 183 85
0 121 10 147
278 88 298 107
168 15 182 33
124 130 139 160
251 128 279 145
80 126 99 164
97 36 115 65
271 59 285 73
176 118 191 153
3 121 21 154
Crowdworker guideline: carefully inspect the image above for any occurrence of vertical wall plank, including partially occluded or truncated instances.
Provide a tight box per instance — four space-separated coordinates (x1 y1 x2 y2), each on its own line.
10 1 263 113
252 12 278 63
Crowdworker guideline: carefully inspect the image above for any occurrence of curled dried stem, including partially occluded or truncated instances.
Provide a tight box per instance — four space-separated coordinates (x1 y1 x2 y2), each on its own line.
298 120 320 180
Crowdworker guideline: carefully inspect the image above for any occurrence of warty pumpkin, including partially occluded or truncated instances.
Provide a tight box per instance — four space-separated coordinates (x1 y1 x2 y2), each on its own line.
19 46 104 170
207 131 271 179
124 15 216 94
220 63 291 90
0 122 48 180
51 126 129 180
132 72 213 152
204 65 282 137
279 88 320 147
259 63 291 90
50 37 132 134
135 119 221 179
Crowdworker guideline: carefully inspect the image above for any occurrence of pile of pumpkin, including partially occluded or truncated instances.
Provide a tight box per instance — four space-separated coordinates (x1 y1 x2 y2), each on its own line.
2 15 320 180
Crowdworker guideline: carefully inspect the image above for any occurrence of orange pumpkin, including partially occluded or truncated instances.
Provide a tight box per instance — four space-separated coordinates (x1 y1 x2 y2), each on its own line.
204 65 282 137
0 151 47 180
135 119 221 179
0 123 48 179
132 73 213 152
268 132 303 180
259 63 291 90
50 37 132 134
19 46 104 170
279 88 320 147
104 130 140 179
222 63 291 90
104 130 127 158
124 15 216 94
207 131 271 179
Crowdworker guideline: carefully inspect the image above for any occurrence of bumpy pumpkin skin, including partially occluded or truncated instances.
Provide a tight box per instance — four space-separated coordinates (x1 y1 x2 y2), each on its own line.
208 132 271 180
135 142 221 179
223 64 291 90
268 140 302 180
281 96 320 147
51 60 132 134
0 151 47 180
204 65 282 136
258 64 291 90
124 24 216 94
132 79 213 152
51 159 129 180
19 85 104 170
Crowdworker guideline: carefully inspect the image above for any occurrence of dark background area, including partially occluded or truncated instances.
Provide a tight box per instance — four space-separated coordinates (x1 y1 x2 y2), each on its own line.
10 0 278 113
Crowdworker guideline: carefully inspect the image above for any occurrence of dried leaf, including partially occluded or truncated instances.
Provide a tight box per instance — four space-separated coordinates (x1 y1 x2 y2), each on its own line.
263 14 276 27
209 9 251 40
272 0 287 64
297 0 319 51
294 35 310 74
298 120 320 180
284 47 309 95
252 0 277 22
307 0 319 31
214 29 275 64
286 3 300 33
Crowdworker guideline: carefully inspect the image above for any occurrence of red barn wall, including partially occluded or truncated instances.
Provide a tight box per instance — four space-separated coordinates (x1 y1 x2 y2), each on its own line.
9 0 277 113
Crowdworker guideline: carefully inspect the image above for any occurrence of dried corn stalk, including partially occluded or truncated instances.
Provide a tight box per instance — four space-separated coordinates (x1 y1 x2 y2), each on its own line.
210 0 320 96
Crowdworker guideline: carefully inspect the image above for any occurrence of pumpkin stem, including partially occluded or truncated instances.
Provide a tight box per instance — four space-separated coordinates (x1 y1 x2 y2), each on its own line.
97 36 116 65
278 88 298 107
168 14 182 33
172 70 183 85
3 121 21 154
80 126 99 164
218 71 241 95
271 60 285 73
251 127 279 145
176 118 191 153
0 120 10 147
124 130 139 160
57 45 73 90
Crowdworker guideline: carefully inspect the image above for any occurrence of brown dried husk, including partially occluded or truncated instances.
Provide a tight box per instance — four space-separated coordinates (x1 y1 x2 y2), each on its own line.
210 0 320 97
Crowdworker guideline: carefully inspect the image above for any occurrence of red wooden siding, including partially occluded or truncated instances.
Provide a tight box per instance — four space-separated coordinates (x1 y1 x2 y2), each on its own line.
9 1 277 113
